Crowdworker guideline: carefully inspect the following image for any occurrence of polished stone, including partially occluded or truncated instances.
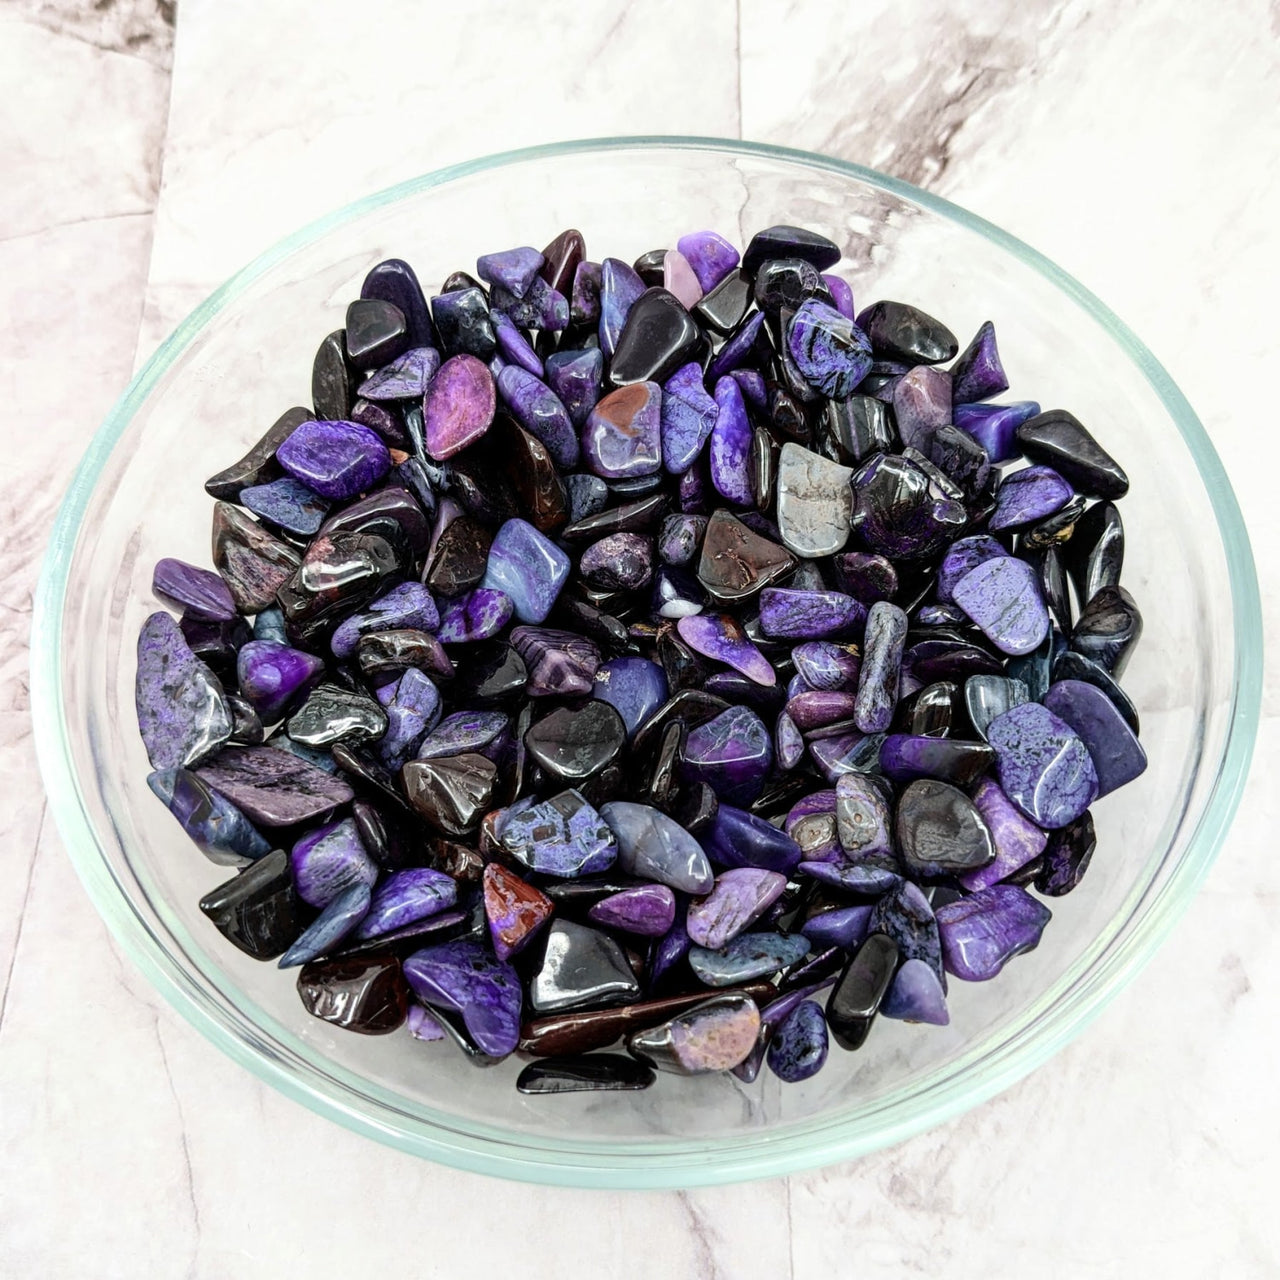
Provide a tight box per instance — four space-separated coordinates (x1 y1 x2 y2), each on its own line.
496 364 579 469
358 346 439 400
661 361 718 473
276 418 390 501
951 555 1050 657
856 300 958 365
689 931 810 987
516 1054 655 1095
826 932 899 1051
598 257 647 357
964 674 1031 741
353 867 458 941
531 919 641 1012
1043 678 1147 796
682 704 774 805
773 443 854 558
510 626 601 698
896 778 996 879
311 330 358 421
417 709 508 761
403 939 522 1056
792 640 861 692
627 992 761 1075
431 286 497 359
401 753 497 837
197 849 301 960
853 600 908 733
289 817 378 910
147 767 271 866
709 375 753 504
580 531 654 591
881 957 950 1025
609 287 704 387
524 700 625 787
482 862 554 961
436 588 514 644
686 867 788 948
677 230 740 293
600 801 714 894
285 681 387 747
743 225 840 273
544 347 604 432
211 501 302 614
480 517 570 624
422 353 495 460
297 953 408 1035
591 658 668 739
205 407 312 501
936 884 1052 981
787 299 874 398
476 245 544 297
677 613 775 686
589 883 677 937
989 464 1074 531
1071 584 1143 677
582 381 662 478
959 776 1050 891
278 882 371 968
987 702 1099 829
276 531 400 645
891 365 953 453
1017 409 1129 499
950 320 1008 404
952 400 1040 465
1036 810 1097 896
851 452 966 560
696 509 797 605
499 789 617 878
195 745 354 827
330 582 439 659
362 258 434 348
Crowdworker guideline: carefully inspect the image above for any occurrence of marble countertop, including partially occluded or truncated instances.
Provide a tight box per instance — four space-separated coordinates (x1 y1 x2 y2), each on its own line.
3 1 1278 1274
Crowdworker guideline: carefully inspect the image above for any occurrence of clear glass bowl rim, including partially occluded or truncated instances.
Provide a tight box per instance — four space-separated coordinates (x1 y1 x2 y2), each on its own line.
29 135 1263 1188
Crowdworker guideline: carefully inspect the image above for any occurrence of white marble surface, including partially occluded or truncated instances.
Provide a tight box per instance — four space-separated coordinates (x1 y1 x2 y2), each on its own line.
2 0 1278 1274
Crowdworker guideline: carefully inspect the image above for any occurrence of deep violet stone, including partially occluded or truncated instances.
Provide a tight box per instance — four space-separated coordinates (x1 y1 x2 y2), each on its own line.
403 939 523 1057
786 299 873 398
821 273 854 320
683 705 774 805
959 776 1049 891
545 348 605 429
952 400 1040 463
358 346 439 400
497 365 579 469
699 804 802 874
195 746 354 827
936 884 1052 981
1042 678 1147 797
511 626 601 698
851 452 966 560
424 354 496 461
987 701 1099 829
792 641 861 692
758 587 864 640
879 735 996 786
950 320 1008 405
498 789 617 878
599 257 647 357
582 382 662 478
491 312 543 376
240 477 331 537
742 225 840 274
589 883 677 937
353 867 458 940
152 558 236 622
236 640 324 723
290 817 378 909
361 258 433 348
891 365 953 454
376 667 442 769
601 801 713 894
480 517 570 624
709 375 753 504
276 419 390 501
476 245 544 297
989 465 1074 531
330 583 439 659
661 361 718 473
881 958 950 1025
436 588 514 643
869 879 943 982
937 534 1007 603
571 260 603 325
677 230 740 293
1070 585 1143 678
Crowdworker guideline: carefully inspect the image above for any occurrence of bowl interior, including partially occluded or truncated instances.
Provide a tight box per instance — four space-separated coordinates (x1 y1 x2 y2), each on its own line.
35 140 1258 1185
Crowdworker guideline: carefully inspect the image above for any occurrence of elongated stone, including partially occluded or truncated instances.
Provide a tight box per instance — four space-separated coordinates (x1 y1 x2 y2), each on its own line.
589 883 677 937
802 903 874 951
776 710 804 770
496 364 579 469
1063 500 1124 609
205 406 311 501
677 613 775 686
312 330 358 420
689 931 810 987
531 919 641 1013
598 257 646 356
628 992 760 1075
957 777 1050 891
709 375 753 504
571 260 602 325
694 268 753 336
936 884 1051 981
1036 810 1097 896
987 701 1098 829
1051 650 1140 734
152 558 237 624
1043 678 1147 796
516 1054 655 1094
835 771 894 859
1071 585 1142 677
854 600 907 732
600 801 714 894
826 933 899 1050
661 361 718 473
1017 409 1129 499
195 745 353 827
361 258 433 348
759 588 863 641
278 883 371 968
423 353 495 460
951 399 1038 463
964 674 1031 741
687 867 787 948
766 998 829 1081
147 767 271 865
403 939 522 1056
354 867 458 941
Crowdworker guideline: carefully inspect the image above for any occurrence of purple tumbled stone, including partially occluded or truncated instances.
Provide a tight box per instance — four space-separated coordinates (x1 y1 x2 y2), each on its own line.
490 277 569 332
376 667 441 769
937 534 1009 603
582 382 662 478
497 789 617 878
951 555 1050 657
147 766 271 865
240 477 330 538
599 257 647 357
497 364 579 469
592 657 668 739
699 803 802 873
235 639 324 723
417 709 508 760
407 1004 446 1042
661 361 718 474
767 999 829 1083
686 867 788 949
683 705 774 805
658 512 708 567
491 311 543 376
436 589 513 644
799 857 900 895
881 958 950 1024
801 904 874 951
950 320 1008 405
776 711 805 771
786 299 874 398
570 260 602 325
580 532 654 592
423 354 496 461
589 883 678 937
662 250 703 309
851 452 967 560
403 939 522 1057
892 365 953 453
786 689 859 732
152 558 236 622
759 588 865 640
476 246 544 298
135 612 233 771
290 817 378 909
708 311 765 380
988 465 1074 530
358 346 440 400
792 640 861 692
353 867 458 940
809 731 885 783
677 613 775 686
277 882 371 968
651 914 693 986
331 582 440 658
676 230 740 293
854 600 908 733
960 777 1049 891
480 517 570 624
511 626 601 698
987 701 1099 829
1042 678 1148 797
194 746 353 827
820 273 855 320
709 376 753 504
544 348 604 428
936 884 1052 981
952 400 1040 463
276 419 390 501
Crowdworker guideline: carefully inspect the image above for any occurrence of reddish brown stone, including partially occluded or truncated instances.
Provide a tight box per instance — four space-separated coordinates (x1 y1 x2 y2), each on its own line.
483 863 554 961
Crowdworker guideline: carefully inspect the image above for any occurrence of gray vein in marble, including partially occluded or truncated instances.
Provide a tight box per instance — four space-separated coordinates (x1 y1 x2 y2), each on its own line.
153 1014 202 1274
0 805 43 1037
6 0 175 67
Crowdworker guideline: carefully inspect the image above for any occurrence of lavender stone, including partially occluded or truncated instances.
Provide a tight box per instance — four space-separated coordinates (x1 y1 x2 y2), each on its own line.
331 582 440 658
276 419 390 501
881 958 950 1024
759 587 864 640
194 746 353 827
686 867 788 949
491 311 543 376
436 588 513 643
498 789 617 877
628 992 760 1075
854 600 908 732
545 348 604 428
936 884 1052 981
403 940 522 1057
937 534 1008 603
589 883 677 937
953 400 1040 463
135 612 232 770
592 658 668 739
353 867 458 940
709 375 752 504
481 517 570 624
960 777 1050 891
423 354 496 461
1042 678 1147 797
677 613 775 686
792 641 861 692
497 364 578 469
152 558 236 622
683 705 774 805
987 701 1099 829
786 299 873 398
290 817 378 909
358 346 439 400
240 477 331 537
376 667 441 769
989 465 1074 531
476 246 544 298
600 800 714 894
801 904 873 951
676 230 740 293
776 711 805 771
661 361 718 473
951 556 1050 657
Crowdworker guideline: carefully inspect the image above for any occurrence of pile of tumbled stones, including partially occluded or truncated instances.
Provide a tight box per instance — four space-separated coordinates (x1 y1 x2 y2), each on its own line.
136 223 1147 1094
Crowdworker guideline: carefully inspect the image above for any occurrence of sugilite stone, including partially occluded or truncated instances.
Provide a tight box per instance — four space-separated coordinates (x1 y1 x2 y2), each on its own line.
826 932 900 1051
538 228 584 299
153 558 236 623
135 612 232 770
868 880 942 984
786 299 874 398
1017 409 1129 499
754 257 828 314
708 310 769 381
491 312 543 377
358 345 440 400
195 745 353 827
531 919 641 1013
148 767 271 865
792 641 861 694
564 473 610 526
1070 585 1142 677
743 224 840 273
591 657 668 738
289 816 377 910
436 588 514 643
936 884 1052 981
950 555 1050 657
401 753 497 836
881 957 949 1025
476 245 544 297
661 361 717 473
240 477 330 537
989 464 1074 532
510 625 601 697
1063 499 1124 608
496 364 578 469
609 287 704 387
312 330 358 421
1052 649 1140 734
600 801 714 894
406 1004 446 1043
952 399 1039 463
677 613 775 686
423 353 496 460
235 640 323 723
957 776 1049 891
786 689 859 732
950 320 1008 404
198 849 301 960
479 517 570 624
936 534 1006 602
570 259 603 324
417 709 508 760
524 700 626 787
987 701 1099 829
696 509 797 604
856 300 958 366
276 531 400 645
773 443 854 558
929 424 991 498
687 867 788 948
879 735 996 785
1043 678 1147 797
833 771 893 857
579 531 654 591
765 998 829 1082
598 257 647 357
689 931 810 987
759 587 864 642
431 286 496 359
682 704 774 805
964 673 1031 741
361 257 434 348
211 501 302 613
374 668 441 768
276 419 390 501
482 863 553 961
319 483 431 558
499 789 618 877
891 365 953 453
851 452 966 560
896 778 995 879
1036 810 1096 896
344 298 410 368
678 230 740 293
329 582 438 659
853 600 908 733
627 992 760 1075
589 883 677 937
297 953 408 1034
821 272 854 320
808 730 887 784
581 381 662 478
516 1054 655 1094
353 867 458 940
355 628 448 679
278 882 371 968
205 406 311 501
403 939 522 1056
709 375 753 504
776 710 805 770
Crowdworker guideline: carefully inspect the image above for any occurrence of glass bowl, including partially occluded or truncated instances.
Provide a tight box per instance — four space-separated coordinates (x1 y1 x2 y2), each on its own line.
30 137 1262 1188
